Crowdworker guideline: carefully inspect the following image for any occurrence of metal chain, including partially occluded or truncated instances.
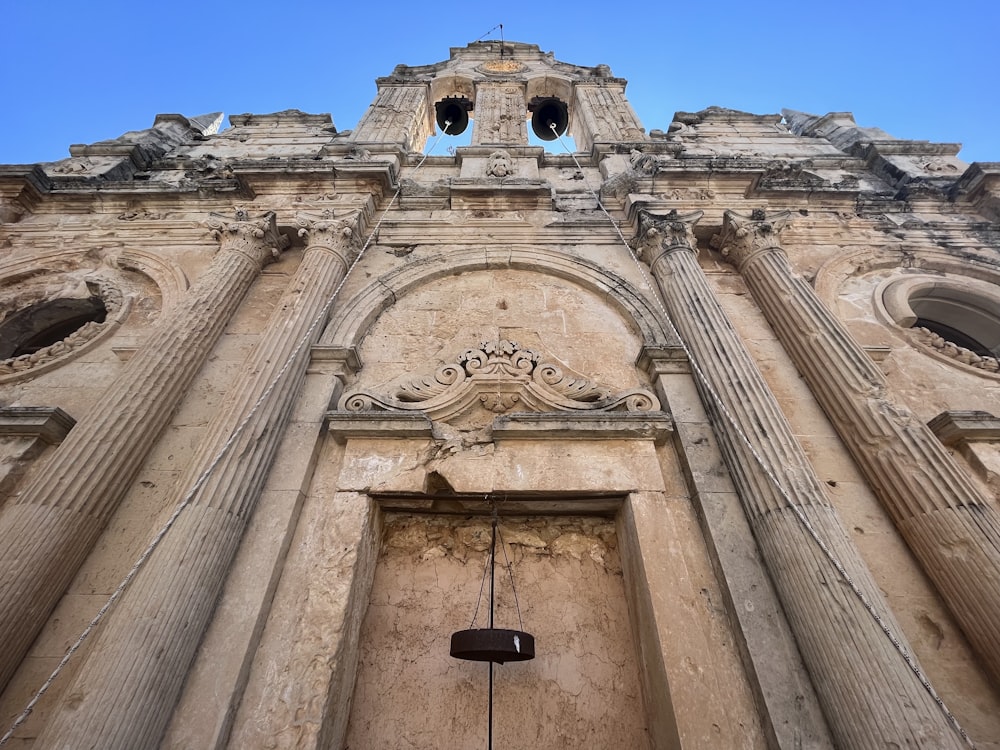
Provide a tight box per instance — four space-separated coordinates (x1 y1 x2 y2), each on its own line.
550 124 975 748
0 126 451 747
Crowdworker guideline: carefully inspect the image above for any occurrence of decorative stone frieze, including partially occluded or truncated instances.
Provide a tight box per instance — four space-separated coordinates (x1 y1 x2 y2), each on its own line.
633 207 967 749
715 207 1000 686
341 340 659 422
0 209 287 693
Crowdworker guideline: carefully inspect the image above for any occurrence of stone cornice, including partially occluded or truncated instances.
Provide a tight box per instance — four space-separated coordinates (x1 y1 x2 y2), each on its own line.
711 209 791 270
0 407 76 444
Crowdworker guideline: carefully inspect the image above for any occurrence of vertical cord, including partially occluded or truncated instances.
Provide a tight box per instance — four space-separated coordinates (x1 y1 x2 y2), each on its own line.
488 509 497 750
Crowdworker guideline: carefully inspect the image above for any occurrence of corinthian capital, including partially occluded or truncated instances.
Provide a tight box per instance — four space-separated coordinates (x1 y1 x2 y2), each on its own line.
711 209 790 270
633 209 703 265
295 210 360 254
206 208 289 266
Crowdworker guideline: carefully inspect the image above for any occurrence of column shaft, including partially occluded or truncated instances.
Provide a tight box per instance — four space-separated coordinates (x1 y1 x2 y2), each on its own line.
635 210 967 749
36 216 358 750
721 211 1000 684
0 211 284 690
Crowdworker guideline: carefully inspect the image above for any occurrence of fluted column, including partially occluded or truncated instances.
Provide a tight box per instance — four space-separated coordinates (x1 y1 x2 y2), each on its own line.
0 210 286 690
35 212 360 749
634 209 968 749
715 208 1000 685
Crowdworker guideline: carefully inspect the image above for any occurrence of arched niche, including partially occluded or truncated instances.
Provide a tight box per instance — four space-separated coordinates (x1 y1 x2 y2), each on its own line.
319 245 675 397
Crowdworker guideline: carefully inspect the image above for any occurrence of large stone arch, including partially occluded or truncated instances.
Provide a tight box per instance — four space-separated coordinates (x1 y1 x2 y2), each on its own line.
320 244 677 353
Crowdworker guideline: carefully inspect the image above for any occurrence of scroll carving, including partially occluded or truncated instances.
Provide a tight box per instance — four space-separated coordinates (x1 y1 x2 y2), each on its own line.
340 340 659 421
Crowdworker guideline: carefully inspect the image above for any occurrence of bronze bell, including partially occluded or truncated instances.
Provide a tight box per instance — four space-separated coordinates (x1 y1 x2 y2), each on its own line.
435 96 473 135
529 97 569 141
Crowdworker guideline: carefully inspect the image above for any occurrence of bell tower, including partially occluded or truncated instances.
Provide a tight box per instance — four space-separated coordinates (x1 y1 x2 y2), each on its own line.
349 40 647 152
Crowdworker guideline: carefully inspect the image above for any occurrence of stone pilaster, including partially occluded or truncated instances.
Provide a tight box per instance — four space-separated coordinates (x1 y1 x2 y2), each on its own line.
633 209 968 749
351 85 430 150
471 82 528 146
36 212 361 750
0 210 285 691
715 208 1000 686
572 81 645 152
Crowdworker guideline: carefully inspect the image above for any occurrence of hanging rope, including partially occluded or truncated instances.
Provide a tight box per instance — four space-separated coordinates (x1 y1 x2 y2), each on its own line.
547 122 976 748
0 125 453 747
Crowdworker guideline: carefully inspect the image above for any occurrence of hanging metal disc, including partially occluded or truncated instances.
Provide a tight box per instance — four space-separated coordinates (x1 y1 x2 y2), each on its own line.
450 628 535 664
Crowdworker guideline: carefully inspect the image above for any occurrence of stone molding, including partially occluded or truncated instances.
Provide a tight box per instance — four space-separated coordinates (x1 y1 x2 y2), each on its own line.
928 410 1000 446
0 406 75 444
0 205 288 695
340 340 659 422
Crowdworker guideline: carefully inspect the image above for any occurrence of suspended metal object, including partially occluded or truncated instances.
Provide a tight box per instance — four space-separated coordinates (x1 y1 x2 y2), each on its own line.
450 507 534 749
450 627 534 664
528 97 569 141
435 96 473 135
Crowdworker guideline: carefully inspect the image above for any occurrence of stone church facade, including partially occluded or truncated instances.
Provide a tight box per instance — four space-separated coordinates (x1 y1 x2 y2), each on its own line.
1 41 999 749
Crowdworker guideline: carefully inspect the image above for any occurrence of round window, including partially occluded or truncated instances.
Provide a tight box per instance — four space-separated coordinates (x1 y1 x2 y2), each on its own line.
0 296 108 359
881 275 1000 372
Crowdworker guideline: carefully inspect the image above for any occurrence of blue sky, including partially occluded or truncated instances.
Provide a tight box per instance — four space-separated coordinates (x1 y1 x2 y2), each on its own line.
2 1 997 164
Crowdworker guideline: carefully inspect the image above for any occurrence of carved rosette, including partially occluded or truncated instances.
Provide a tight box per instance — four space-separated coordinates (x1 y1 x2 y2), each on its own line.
633 209 703 268
710 209 791 270
295 211 360 267
340 340 658 420
206 208 289 267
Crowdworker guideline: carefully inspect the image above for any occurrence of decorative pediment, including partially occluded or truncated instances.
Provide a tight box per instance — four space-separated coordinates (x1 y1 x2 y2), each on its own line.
340 340 659 422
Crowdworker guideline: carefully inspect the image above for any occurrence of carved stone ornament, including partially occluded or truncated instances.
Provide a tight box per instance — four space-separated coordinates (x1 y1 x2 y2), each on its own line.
632 209 704 264
340 340 659 421
206 208 289 264
710 208 791 270
295 210 360 258
485 150 514 178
